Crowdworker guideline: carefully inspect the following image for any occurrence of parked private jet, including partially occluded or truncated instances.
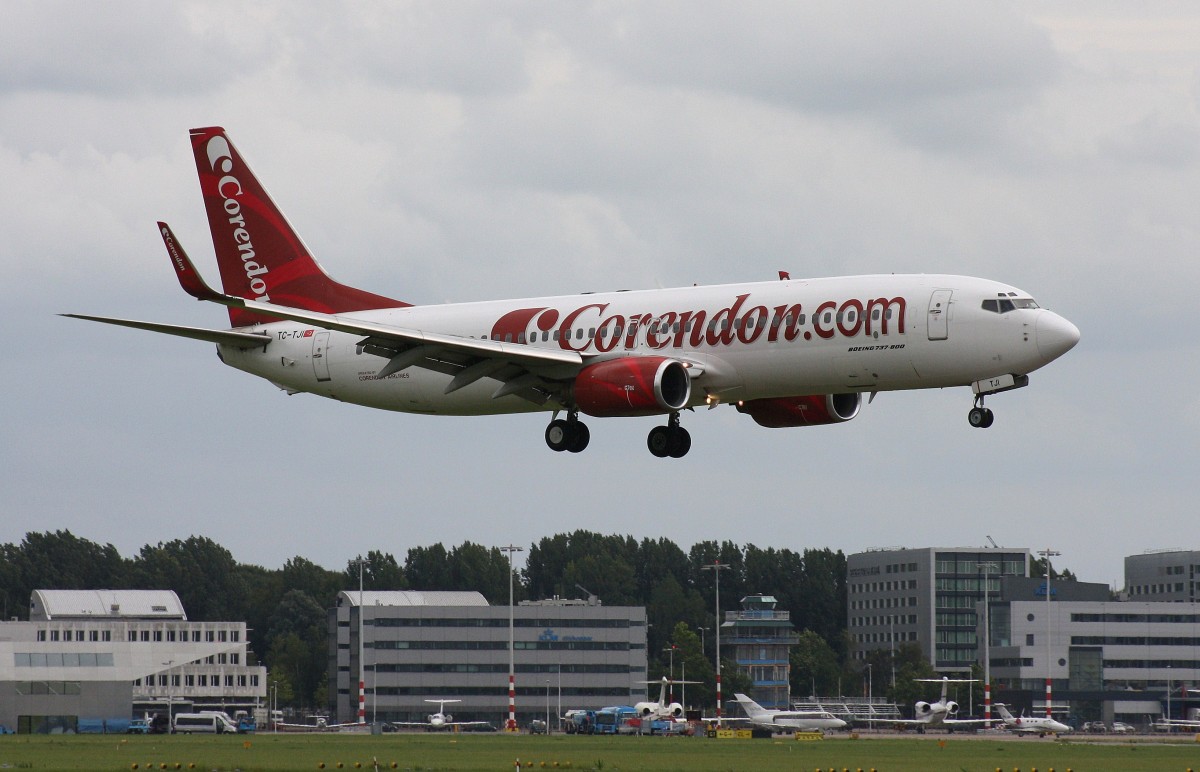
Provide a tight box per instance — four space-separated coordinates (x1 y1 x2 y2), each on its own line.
65 127 1079 457
389 699 489 731
731 693 847 733
994 703 1071 736
874 677 989 732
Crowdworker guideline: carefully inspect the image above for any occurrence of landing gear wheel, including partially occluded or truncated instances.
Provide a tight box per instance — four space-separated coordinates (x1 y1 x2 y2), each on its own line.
968 406 995 428
647 426 672 458
545 419 570 451
667 427 691 458
648 415 691 459
546 416 590 453
566 422 590 453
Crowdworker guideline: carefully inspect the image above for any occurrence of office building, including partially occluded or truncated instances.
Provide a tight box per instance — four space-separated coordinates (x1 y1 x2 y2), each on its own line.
847 547 1030 671
329 590 647 726
0 590 266 733
1125 550 1200 603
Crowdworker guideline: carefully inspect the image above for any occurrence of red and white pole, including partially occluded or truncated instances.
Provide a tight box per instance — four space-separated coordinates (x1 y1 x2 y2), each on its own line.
716 673 723 724
984 682 991 727
1045 677 1052 718
358 679 365 724
508 674 516 729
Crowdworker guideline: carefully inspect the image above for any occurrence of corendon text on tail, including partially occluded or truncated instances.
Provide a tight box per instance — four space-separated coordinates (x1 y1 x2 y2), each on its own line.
64 126 1080 458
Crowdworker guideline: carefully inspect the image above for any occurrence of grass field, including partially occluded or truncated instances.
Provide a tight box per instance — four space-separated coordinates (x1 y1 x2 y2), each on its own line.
0 732 1198 771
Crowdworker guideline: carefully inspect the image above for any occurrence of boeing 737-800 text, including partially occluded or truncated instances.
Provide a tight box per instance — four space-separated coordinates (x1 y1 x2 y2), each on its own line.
65 127 1080 457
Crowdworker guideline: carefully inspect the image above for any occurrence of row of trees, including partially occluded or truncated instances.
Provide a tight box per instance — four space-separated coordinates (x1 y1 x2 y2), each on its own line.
4 529 945 711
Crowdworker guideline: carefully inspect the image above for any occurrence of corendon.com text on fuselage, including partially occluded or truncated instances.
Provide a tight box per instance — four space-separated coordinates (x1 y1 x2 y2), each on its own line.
489 293 907 353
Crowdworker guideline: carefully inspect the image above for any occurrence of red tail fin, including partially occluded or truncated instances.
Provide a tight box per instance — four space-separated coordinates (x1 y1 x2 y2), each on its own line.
190 126 408 327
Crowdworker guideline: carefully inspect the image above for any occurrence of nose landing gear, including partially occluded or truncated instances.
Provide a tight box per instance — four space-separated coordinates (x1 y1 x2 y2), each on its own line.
968 396 994 428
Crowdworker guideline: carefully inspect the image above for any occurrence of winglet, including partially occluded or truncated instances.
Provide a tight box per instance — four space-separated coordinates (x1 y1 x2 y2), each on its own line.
159 222 221 302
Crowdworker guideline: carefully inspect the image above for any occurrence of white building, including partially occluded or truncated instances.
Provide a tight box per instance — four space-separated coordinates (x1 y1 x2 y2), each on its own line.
984 578 1200 725
0 590 266 733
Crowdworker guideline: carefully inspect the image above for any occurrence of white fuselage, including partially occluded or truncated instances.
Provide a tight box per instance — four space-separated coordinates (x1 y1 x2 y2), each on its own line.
217 274 1078 415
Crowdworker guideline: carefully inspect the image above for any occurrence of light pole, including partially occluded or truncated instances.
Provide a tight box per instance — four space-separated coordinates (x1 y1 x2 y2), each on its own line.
1037 549 1061 718
664 644 677 703
865 663 873 731
698 626 710 658
1166 665 1172 733
556 665 561 733
545 679 551 734
501 544 524 731
162 660 174 732
354 554 367 725
979 561 997 727
271 680 277 734
701 560 730 726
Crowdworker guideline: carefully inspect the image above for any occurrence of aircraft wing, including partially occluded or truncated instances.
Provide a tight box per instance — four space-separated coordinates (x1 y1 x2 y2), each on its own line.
942 718 992 726
158 222 584 403
59 314 271 350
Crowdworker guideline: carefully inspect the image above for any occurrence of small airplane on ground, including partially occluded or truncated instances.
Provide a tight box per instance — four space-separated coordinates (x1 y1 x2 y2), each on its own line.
730 693 847 733
389 699 490 731
64 127 1079 458
634 677 697 723
994 703 1071 736
873 677 989 733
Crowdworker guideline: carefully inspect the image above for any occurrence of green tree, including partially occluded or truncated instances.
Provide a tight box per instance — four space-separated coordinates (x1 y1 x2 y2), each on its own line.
342 551 407 591
133 536 245 620
669 621 714 711
790 629 842 698
405 543 452 589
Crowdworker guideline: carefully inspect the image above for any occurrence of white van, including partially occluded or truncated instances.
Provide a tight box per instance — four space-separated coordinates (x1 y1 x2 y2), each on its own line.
173 712 238 734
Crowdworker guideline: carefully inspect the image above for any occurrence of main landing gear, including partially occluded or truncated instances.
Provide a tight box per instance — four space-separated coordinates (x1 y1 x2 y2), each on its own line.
968 395 995 429
545 411 590 453
544 411 692 457
647 412 691 458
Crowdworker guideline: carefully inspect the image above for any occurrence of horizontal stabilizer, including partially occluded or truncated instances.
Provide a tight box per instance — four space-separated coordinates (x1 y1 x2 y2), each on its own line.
61 314 270 350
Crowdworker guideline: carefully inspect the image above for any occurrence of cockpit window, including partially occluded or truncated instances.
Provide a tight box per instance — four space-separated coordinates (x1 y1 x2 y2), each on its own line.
982 294 1039 314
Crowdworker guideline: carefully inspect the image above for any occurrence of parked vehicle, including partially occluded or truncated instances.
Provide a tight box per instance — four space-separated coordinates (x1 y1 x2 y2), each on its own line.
173 712 237 734
126 719 150 734
528 719 547 735
1110 722 1136 734
1081 721 1107 733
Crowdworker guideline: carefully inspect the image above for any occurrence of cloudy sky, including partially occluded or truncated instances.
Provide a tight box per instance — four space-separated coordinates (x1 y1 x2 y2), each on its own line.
2 1 1196 587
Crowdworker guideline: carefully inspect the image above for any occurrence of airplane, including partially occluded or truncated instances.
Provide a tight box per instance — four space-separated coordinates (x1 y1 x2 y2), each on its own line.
388 699 490 731
634 677 691 723
873 677 989 733
994 703 1071 736
730 693 847 733
64 127 1080 458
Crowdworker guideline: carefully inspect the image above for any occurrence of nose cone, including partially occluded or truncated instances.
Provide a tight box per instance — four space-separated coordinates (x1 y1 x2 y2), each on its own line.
1036 311 1080 363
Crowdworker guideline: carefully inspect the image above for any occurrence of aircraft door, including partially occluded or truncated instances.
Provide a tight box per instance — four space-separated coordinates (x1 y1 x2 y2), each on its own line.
927 289 952 341
312 331 332 382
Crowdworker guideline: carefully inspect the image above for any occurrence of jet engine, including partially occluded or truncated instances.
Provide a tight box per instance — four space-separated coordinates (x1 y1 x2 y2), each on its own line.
574 357 691 417
735 393 862 428
915 701 933 716
944 701 959 716
666 702 684 718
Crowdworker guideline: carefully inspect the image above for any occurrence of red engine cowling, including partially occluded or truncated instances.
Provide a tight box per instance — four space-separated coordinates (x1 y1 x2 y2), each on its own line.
736 393 862 428
574 357 692 418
